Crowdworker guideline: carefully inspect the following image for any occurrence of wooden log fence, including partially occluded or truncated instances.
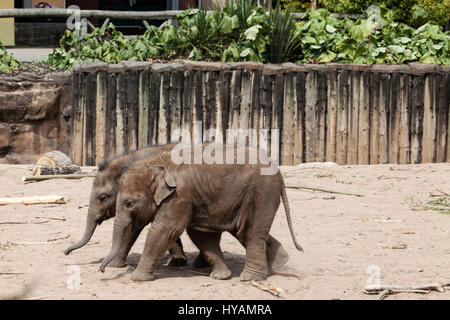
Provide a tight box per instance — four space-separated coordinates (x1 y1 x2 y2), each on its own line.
70 61 450 166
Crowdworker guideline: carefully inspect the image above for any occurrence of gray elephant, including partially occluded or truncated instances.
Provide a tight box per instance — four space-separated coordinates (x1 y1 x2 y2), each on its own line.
99 149 302 282
63 144 187 267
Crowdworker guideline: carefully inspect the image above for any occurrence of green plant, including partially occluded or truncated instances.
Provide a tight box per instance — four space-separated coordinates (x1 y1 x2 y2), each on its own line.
43 5 450 69
267 4 302 63
0 41 20 73
320 0 449 29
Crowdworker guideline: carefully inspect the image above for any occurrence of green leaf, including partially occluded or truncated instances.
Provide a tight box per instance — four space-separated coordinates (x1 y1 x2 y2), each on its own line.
326 24 337 33
244 25 262 41
388 45 405 54
351 19 376 40
220 15 239 34
188 47 202 61
240 48 251 57
317 50 337 63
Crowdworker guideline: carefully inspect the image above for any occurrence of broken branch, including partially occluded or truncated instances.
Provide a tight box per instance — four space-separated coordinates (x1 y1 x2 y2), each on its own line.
0 195 66 206
22 174 96 182
286 185 364 197
364 283 447 299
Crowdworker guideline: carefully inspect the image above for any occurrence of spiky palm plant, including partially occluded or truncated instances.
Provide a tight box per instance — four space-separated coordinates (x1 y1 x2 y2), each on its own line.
266 3 301 63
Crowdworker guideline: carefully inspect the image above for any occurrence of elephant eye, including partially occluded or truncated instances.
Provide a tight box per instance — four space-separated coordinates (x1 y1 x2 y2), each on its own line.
99 194 109 203
124 199 134 208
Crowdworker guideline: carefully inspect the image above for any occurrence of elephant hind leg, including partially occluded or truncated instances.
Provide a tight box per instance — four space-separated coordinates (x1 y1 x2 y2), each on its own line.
166 238 187 267
237 197 279 281
187 228 231 280
267 235 289 272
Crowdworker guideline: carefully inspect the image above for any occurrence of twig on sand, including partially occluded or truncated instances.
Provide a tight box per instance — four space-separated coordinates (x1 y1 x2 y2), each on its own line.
21 296 47 300
286 185 364 197
364 283 449 300
189 269 210 277
35 216 66 221
22 174 96 182
250 281 286 297
0 220 49 225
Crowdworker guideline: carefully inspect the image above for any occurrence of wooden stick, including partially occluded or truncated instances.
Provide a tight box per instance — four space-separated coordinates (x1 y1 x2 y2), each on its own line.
22 174 96 182
0 195 66 206
0 220 49 225
364 283 446 300
286 185 364 197
34 216 66 221
250 281 286 297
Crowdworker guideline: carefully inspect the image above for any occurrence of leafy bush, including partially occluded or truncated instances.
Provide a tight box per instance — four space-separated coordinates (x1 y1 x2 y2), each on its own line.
0 42 20 73
320 0 449 29
45 4 450 69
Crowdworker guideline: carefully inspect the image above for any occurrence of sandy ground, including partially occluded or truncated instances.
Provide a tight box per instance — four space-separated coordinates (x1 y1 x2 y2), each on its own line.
0 162 449 300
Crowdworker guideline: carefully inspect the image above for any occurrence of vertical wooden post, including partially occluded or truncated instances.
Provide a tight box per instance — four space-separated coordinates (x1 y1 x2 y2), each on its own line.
369 72 380 164
348 72 359 164
148 72 161 145
83 73 96 166
229 71 242 132
422 76 436 163
272 74 284 163
95 71 107 164
326 70 337 163
105 73 117 159
70 71 83 166
169 71 183 143
316 71 327 162
378 73 390 164
295 72 306 164
409 75 424 164
126 71 139 151
282 73 296 165
436 73 448 163
358 72 370 164
115 72 127 155
336 70 349 165
138 70 150 148
158 72 170 145
388 73 400 164
398 75 411 164
182 70 194 143
305 71 317 162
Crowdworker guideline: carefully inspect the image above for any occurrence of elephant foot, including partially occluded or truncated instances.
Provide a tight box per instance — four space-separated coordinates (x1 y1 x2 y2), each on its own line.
193 253 210 268
166 254 187 267
210 265 232 280
130 269 155 282
108 258 128 268
239 267 267 282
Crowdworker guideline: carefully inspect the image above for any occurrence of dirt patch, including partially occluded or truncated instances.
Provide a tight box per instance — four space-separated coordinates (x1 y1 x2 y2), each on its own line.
0 163 449 300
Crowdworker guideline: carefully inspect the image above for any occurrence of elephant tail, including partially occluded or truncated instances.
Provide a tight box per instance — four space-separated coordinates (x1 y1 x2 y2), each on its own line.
278 171 304 252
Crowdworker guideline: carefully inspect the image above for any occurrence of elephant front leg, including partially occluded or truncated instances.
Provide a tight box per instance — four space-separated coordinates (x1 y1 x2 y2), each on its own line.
131 214 189 281
109 223 144 268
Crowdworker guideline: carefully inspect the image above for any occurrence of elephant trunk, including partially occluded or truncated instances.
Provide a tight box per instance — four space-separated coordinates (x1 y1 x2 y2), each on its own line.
98 214 131 272
63 211 99 255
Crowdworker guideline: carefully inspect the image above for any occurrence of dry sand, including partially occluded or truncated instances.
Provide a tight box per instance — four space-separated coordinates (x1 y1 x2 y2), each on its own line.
0 163 449 300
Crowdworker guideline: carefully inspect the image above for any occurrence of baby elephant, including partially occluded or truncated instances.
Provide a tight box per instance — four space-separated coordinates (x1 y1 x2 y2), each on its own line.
99 150 303 282
63 144 187 267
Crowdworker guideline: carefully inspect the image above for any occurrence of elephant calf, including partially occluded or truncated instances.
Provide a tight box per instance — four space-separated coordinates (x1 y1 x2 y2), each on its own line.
63 144 187 267
99 149 303 282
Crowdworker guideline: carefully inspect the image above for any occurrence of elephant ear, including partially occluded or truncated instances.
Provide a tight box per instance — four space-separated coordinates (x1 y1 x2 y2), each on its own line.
153 166 176 206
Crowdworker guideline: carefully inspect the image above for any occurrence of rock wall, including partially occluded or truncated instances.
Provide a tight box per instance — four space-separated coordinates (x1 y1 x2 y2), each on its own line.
0 72 72 164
